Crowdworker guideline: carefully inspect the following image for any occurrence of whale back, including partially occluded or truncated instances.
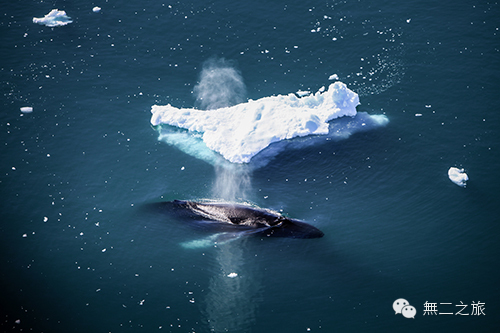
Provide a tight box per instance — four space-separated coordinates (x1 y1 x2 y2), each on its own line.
172 200 324 238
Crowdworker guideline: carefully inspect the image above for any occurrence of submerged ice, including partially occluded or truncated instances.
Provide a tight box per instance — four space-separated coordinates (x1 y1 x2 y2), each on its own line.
151 82 386 164
33 9 72 27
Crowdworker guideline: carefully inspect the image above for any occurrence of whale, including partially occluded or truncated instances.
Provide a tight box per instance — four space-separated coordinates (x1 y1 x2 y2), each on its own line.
148 200 324 239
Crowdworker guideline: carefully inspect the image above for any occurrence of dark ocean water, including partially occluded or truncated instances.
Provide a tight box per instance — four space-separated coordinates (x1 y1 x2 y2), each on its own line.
1 0 499 332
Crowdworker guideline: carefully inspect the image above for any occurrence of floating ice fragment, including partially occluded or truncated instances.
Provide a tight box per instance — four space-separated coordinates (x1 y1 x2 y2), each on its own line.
296 90 311 97
22 234 27 238
92 6 101 13
448 167 468 187
227 272 238 278
20 107 33 113
102 248 106 252
328 74 339 80
43 216 48 222
415 113 422 117
33 9 72 27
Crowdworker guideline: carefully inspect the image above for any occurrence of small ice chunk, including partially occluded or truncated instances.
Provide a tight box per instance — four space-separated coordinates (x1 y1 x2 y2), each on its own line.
33 9 72 27
20 107 33 113
227 272 238 278
328 74 339 80
296 90 310 97
415 113 422 117
448 167 468 187
102 248 106 252
43 216 48 222
92 6 101 13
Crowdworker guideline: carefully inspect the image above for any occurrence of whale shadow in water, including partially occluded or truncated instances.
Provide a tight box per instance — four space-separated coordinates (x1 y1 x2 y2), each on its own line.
145 200 324 241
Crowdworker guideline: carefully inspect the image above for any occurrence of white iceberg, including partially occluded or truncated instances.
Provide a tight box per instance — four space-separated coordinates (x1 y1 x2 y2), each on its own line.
20 107 33 113
152 82 388 164
448 167 468 187
33 9 72 27
92 7 101 13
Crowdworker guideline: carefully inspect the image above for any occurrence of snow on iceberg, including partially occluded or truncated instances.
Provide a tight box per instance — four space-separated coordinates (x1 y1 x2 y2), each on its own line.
448 167 468 187
151 82 387 164
33 9 72 27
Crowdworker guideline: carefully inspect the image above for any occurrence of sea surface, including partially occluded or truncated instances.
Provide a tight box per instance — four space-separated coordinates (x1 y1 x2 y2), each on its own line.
1 1 499 332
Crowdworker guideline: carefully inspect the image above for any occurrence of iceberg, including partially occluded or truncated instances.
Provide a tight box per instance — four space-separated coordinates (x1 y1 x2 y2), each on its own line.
152 82 388 164
33 9 72 27
448 167 468 187
20 107 33 113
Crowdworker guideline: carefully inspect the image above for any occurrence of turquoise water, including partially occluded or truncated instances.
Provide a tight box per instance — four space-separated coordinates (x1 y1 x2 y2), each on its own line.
1 0 499 332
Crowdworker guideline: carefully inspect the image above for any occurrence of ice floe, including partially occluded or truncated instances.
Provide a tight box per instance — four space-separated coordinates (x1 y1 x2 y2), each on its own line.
448 167 468 187
296 90 311 97
33 9 72 27
92 7 101 13
151 82 388 164
20 107 33 113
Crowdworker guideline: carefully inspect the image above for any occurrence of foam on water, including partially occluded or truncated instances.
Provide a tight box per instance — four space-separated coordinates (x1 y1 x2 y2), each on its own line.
152 82 387 164
33 9 72 27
